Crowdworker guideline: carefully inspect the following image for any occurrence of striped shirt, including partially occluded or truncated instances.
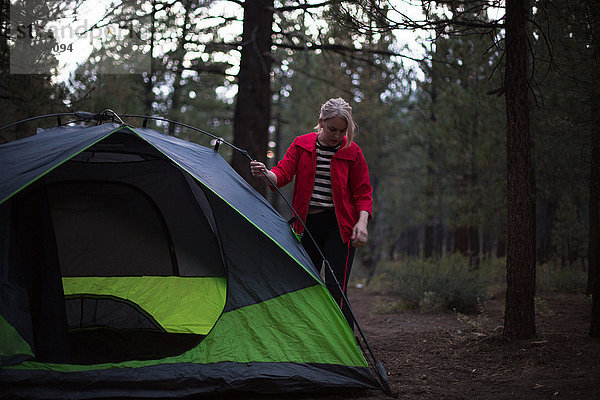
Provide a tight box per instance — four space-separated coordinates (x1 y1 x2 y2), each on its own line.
309 139 341 209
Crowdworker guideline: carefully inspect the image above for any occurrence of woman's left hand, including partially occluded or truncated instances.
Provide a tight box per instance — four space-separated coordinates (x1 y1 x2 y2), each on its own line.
351 212 369 247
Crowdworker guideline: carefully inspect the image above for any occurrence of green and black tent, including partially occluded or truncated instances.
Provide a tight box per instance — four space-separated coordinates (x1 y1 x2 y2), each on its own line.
0 120 380 398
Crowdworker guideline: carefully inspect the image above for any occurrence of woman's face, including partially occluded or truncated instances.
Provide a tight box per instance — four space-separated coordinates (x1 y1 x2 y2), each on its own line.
318 116 348 147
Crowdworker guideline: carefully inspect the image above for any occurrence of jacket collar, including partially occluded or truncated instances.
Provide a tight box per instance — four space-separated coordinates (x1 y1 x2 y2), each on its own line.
296 132 357 160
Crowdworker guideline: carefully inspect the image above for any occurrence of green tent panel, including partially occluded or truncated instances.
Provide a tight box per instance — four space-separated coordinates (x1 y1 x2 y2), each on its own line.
0 315 34 364
0 123 378 398
192 284 366 366
62 276 227 335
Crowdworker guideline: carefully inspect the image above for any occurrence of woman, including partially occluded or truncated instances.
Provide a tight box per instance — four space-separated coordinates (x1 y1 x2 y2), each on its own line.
250 97 373 329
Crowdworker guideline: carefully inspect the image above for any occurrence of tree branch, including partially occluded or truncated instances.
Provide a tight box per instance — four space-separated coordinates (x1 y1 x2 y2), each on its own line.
273 39 428 64
334 1 503 34
273 1 334 12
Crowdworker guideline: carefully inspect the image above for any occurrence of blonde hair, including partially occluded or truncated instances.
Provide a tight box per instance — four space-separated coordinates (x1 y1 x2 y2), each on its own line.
314 98 357 147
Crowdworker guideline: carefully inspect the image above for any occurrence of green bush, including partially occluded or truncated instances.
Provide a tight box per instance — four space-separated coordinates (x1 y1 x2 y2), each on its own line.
536 263 587 294
365 256 588 314
373 255 489 313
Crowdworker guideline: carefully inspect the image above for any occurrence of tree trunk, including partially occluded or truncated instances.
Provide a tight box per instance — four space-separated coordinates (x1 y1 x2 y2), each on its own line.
589 95 600 337
231 0 274 196
424 223 434 258
144 0 156 115
424 43 437 259
587 0 600 337
168 0 192 136
454 226 469 255
537 198 557 264
469 225 480 269
503 0 536 339
586 120 600 337
496 235 506 258
482 231 492 259
361 239 382 285
271 103 282 210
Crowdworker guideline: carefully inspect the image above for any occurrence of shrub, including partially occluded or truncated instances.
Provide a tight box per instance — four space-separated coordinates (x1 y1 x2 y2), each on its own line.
455 298 490 335
373 255 489 313
536 263 587 294
364 256 588 315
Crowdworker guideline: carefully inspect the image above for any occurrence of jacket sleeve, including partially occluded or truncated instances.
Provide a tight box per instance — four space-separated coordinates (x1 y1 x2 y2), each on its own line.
348 147 373 217
271 139 300 188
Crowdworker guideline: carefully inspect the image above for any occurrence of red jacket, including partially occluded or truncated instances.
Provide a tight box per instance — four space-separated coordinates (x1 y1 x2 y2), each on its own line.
271 132 373 244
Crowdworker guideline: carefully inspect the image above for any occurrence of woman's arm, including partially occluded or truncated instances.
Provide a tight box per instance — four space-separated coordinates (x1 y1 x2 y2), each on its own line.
351 210 369 247
348 147 374 217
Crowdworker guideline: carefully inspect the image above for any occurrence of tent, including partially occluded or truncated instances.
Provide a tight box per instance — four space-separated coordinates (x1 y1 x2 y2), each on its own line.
0 121 379 398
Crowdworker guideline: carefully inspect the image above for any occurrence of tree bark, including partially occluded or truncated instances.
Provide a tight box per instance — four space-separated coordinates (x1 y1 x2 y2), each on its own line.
454 226 468 255
361 239 381 285
231 0 274 196
469 225 480 269
587 0 600 337
586 115 600 337
503 0 536 339
168 0 192 136
424 223 434 258
144 0 156 115
589 96 600 337
424 41 437 259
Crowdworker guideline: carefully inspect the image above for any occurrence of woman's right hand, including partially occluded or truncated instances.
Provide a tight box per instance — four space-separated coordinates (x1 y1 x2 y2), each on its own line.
250 160 278 186
250 160 267 178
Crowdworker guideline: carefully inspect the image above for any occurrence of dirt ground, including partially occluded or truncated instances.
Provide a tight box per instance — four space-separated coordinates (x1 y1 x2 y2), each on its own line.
307 288 600 400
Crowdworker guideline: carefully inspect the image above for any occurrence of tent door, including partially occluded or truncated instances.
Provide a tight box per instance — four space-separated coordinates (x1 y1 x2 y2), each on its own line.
7 181 70 363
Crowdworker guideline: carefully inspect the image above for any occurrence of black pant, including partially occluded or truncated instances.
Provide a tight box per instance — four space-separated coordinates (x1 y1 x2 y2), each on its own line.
301 208 356 330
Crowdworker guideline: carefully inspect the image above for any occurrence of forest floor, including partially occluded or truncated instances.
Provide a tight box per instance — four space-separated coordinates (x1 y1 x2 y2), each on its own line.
263 287 600 400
